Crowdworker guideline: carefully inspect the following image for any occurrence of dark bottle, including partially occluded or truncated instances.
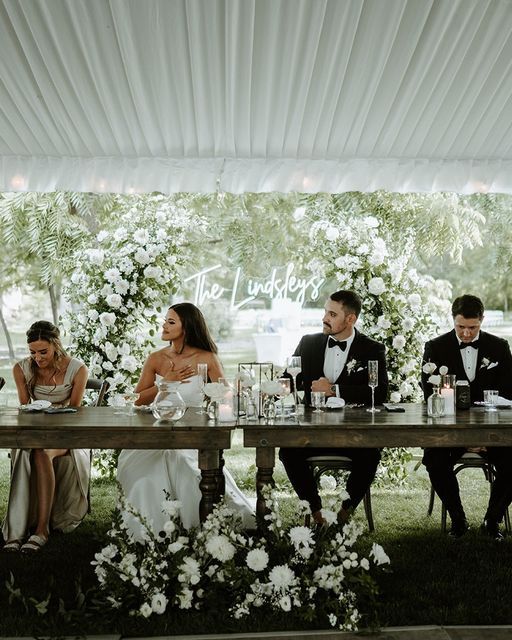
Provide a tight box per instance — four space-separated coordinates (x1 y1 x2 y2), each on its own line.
456 380 471 410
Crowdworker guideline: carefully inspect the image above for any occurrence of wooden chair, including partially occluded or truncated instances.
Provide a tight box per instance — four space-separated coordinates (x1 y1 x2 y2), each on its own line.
84 378 110 513
305 455 375 531
428 452 512 533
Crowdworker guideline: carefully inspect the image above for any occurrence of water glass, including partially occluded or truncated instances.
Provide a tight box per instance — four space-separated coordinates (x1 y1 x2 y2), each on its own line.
483 389 499 412
311 391 325 413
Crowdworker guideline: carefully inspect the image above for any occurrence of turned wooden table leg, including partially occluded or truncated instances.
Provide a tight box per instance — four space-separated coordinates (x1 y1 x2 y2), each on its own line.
255 446 276 527
198 448 220 522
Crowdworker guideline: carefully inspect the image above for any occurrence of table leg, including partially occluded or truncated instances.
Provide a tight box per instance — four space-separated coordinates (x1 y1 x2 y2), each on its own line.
198 449 220 522
256 446 276 526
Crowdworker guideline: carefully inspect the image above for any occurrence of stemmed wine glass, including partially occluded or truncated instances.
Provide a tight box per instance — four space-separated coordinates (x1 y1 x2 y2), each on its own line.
287 356 302 413
277 377 291 419
366 360 380 413
115 388 140 416
196 362 208 414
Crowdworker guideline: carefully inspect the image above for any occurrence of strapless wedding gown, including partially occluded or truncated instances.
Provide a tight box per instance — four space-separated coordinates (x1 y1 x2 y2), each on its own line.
117 375 255 536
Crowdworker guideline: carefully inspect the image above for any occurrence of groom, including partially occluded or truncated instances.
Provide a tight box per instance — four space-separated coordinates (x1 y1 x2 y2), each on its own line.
279 289 388 526
422 294 512 540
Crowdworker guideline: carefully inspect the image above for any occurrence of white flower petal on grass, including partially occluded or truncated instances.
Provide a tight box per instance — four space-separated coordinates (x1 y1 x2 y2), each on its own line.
246 548 269 571
370 543 390 566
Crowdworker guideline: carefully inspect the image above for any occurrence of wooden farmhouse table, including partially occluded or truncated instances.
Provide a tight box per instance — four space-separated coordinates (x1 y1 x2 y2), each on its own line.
0 406 235 522
242 403 512 521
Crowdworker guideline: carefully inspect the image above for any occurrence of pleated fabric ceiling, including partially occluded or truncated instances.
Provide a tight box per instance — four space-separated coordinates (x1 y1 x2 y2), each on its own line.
1 0 512 194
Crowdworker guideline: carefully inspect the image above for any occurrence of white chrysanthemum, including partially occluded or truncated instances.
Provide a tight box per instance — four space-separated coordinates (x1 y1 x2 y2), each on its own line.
114 279 130 295
289 526 314 547
133 229 150 245
246 548 269 572
205 534 236 562
392 335 406 350
106 293 123 309
268 564 296 591
134 247 151 265
104 268 121 283
179 557 201 585
368 277 386 295
370 543 390 566
151 593 168 615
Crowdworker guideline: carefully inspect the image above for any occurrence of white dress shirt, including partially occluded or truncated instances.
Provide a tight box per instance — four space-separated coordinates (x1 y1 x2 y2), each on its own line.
458 333 480 382
324 331 355 388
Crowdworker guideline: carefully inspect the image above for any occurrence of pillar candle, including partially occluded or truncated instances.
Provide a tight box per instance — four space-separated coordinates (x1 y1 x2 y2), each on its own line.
218 402 235 422
440 387 455 415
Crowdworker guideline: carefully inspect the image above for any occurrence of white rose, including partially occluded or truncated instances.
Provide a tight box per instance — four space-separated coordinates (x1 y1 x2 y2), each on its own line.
121 355 138 373
407 293 422 308
377 315 391 330
402 317 415 331
88 309 99 322
87 293 98 305
151 593 167 615
133 229 150 245
106 293 123 309
134 248 151 265
113 227 128 242
368 277 386 296
104 343 118 362
390 391 401 403
392 335 406 350
139 602 152 617
86 249 105 266
368 252 385 267
99 312 116 327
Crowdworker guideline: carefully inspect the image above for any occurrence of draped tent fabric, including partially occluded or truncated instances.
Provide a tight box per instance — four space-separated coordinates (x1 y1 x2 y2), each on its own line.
1 0 512 194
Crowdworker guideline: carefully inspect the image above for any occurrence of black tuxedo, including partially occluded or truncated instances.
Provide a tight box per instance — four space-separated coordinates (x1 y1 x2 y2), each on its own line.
279 329 388 515
422 329 512 525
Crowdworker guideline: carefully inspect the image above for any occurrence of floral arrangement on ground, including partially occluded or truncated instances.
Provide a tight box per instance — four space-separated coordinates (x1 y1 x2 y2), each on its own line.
92 484 390 632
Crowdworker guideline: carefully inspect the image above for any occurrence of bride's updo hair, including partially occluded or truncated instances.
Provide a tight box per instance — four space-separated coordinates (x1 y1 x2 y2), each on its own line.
169 303 218 353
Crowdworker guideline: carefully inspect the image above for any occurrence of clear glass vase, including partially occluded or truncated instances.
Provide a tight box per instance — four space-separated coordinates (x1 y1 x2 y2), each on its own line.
262 394 276 422
152 382 186 422
427 386 445 417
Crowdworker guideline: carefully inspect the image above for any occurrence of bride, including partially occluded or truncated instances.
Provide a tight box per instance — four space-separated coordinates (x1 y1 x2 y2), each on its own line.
117 302 255 535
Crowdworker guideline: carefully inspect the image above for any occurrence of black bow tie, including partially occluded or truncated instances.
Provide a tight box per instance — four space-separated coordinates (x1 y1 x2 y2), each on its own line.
328 337 347 351
459 340 479 349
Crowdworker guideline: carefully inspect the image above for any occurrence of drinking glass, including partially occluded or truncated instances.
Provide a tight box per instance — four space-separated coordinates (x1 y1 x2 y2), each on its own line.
277 377 291 418
196 362 208 414
366 360 380 413
115 388 139 415
287 356 302 412
311 390 325 413
483 389 499 412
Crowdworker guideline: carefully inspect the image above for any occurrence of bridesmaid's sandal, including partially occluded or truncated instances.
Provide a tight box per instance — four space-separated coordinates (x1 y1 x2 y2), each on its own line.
21 534 48 553
3 540 21 553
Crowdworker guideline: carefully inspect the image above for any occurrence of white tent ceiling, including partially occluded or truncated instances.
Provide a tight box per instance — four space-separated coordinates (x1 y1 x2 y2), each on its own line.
1 0 512 194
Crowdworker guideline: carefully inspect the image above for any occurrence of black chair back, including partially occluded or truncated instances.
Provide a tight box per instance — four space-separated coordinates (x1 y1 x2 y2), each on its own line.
0 377 5 392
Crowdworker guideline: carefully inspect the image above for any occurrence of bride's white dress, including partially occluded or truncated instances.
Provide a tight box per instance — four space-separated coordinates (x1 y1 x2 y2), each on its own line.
117 375 255 536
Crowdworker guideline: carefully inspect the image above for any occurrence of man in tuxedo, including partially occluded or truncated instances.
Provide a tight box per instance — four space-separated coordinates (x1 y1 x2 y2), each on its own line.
279 290 388 526
422 294 512 540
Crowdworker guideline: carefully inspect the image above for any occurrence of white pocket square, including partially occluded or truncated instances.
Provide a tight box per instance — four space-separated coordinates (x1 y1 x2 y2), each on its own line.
488 362 499 370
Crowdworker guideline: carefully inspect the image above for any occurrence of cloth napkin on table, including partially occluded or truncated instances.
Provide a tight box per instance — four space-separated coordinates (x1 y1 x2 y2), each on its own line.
325 397 345 409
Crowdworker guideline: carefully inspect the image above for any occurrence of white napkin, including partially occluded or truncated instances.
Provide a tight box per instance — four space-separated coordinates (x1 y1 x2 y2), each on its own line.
20 400 52 411
496 396 512 406
325 397 345 409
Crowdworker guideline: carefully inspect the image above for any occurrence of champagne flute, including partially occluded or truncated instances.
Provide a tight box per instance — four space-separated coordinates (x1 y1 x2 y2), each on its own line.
366 360 380 413
196 362 208 414
287 356 302 413
277 377 291 418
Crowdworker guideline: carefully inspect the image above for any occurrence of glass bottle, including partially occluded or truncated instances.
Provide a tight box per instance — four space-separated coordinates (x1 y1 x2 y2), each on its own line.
152 382 186 422
427 386 445 418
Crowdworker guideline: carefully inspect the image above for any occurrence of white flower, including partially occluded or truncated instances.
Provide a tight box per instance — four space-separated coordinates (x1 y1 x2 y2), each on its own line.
360 558 370 570
439 365 448 375
370 543 390 566
144 265 163 279
428 374 441 386
133 229 150 245
399 381 413 396
377 315 391 330
325 226 340 241
268 564 296 591
105 268 121 283
87 293 98 305
106 293 123 309
99 312 116 328
113 227 128 241
260 380 284 395
86 249 105 265
289 526 314 548
246 548 269 572
319 474 337 492
162 499 182 516
328 613 337 627
390 391 401 403
368 277 386 296
364 215 379 228
422 362 437 374
178 588 193 609
114 279 130 295
368 252 385 267
134 247 151 265
203 382 228 402
96 230 109 242
407 293 422 308
88 309 99 322
205 535 236 562
151 593 168 615
121 355 138 373
402 317 415 331
279 595 292 612
139 602 152 618
179 557 201 585
392 335 406 350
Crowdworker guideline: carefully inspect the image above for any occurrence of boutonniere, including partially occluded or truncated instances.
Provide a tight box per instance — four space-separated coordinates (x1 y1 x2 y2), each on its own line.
480 357 499 370
346 359 365 375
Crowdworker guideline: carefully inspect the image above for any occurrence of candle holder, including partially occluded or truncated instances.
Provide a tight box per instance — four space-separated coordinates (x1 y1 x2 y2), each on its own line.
440 374 456 415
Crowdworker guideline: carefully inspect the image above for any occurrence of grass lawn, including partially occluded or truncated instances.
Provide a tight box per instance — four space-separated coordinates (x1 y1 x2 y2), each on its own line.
1 442 512 636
